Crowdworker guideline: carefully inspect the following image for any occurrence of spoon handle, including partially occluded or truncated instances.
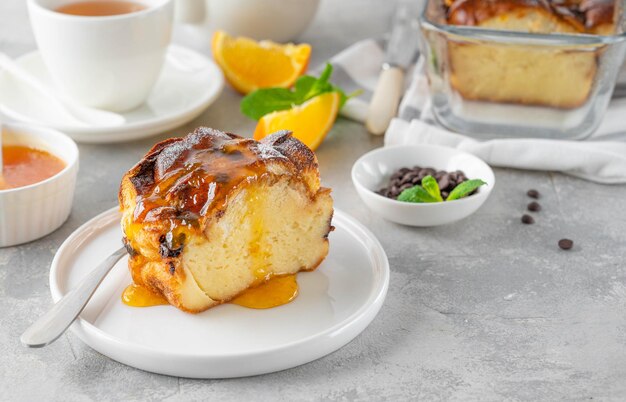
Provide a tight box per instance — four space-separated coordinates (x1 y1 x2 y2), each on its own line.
21 247 127 348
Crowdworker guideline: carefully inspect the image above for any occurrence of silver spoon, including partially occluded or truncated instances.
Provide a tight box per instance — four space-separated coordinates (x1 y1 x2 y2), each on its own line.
21 247 126 348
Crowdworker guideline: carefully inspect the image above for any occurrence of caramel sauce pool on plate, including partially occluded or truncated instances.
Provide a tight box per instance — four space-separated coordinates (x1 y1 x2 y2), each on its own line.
0 145 65 190
231 275 299 309
122 284 169 307
122 274 299 309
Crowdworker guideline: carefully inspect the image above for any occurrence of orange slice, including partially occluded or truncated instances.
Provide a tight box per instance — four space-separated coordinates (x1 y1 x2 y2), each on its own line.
253 92 340 151
212 31 311 94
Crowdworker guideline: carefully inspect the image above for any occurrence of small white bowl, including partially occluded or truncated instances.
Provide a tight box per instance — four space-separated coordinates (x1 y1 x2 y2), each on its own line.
351 145 495 227
0 123 78 247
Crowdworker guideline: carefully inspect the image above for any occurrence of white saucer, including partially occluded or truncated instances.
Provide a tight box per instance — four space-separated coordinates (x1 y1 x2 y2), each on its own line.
0 45 224 144
49 207 389 378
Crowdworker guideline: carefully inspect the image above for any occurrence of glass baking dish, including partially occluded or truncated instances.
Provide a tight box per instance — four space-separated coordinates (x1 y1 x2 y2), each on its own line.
418 0 626 140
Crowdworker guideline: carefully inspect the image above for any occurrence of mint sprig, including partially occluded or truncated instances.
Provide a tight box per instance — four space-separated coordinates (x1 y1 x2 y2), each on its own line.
397 175 486 203
240 63 355 120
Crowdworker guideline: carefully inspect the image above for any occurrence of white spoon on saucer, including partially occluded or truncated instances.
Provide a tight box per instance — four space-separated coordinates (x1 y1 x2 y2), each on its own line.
0 53 125 127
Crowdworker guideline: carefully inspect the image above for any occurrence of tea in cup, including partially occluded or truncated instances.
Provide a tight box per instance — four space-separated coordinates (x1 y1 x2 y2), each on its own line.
28 0 174 112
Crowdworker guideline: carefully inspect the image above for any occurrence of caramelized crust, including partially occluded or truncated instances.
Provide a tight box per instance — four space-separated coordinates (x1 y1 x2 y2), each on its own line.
446 0 616 34
120 127 319 228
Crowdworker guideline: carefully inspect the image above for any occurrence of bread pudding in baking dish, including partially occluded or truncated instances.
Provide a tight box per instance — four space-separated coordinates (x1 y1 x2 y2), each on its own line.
435 0 620 108
119 128 334 313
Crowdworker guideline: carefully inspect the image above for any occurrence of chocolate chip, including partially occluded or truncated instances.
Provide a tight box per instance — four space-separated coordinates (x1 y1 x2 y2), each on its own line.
527 201 541 212
159 243 183 258
521 214 535 224
438 174 450 190
168 261 176 274
558 239 573 250
527 189 540 199
400 174 413 185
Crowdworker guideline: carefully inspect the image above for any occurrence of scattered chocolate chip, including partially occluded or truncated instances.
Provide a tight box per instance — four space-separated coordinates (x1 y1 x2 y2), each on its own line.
527 189 540 199
168 261 176 274
558 239 574 250
527 201 541 212
521 214 535 224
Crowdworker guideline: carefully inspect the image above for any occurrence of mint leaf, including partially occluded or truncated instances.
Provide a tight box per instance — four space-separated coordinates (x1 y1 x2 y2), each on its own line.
239 88 298 120
397 184 439 203
421 175 443 202
240 63 354 120
447 179 487 201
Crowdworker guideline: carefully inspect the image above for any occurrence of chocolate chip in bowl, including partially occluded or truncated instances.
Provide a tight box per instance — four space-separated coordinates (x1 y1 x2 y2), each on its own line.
351 145 495 227
377 165 478 201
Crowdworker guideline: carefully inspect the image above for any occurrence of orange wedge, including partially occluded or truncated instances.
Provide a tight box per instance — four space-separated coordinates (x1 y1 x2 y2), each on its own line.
212 31 311 94
253 92 340 151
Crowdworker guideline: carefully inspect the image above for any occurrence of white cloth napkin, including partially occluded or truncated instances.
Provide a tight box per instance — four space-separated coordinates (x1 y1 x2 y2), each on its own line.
325 39 626 184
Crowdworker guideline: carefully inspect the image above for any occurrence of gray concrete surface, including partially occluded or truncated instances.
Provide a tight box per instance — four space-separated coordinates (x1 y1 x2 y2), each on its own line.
2 0 626 400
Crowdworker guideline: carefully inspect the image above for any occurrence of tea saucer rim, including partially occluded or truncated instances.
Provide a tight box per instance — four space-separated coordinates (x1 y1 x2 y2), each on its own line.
0 44 224 144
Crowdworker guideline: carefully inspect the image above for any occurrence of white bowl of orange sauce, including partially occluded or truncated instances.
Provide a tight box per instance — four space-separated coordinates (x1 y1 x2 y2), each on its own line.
1 123 78 247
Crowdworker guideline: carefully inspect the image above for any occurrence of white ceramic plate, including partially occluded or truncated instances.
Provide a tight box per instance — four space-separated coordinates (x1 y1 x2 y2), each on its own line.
49 207 389 378
0 45 224 144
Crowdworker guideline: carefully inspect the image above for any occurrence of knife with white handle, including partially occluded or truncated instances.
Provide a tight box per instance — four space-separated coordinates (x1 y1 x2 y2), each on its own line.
366 1 419 135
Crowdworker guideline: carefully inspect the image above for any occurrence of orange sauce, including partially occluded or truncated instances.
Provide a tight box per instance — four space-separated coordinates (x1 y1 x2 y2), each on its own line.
122 274 299 309
122 283 168 307
0 145 65 190
231 274 299 309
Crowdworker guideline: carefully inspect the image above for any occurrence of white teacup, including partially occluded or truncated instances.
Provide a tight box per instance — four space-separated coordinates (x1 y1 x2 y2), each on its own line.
28 0 174 112
175 0 320 42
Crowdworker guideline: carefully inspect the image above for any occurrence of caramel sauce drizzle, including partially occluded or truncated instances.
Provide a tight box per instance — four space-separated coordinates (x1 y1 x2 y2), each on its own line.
122 274 299 309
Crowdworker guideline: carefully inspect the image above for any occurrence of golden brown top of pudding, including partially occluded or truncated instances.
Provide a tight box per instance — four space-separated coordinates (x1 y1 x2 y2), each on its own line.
119 127 320 233
445 0 616 33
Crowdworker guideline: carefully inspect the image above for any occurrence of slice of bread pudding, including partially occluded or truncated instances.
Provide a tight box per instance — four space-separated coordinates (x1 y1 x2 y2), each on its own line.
119 128 334 313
